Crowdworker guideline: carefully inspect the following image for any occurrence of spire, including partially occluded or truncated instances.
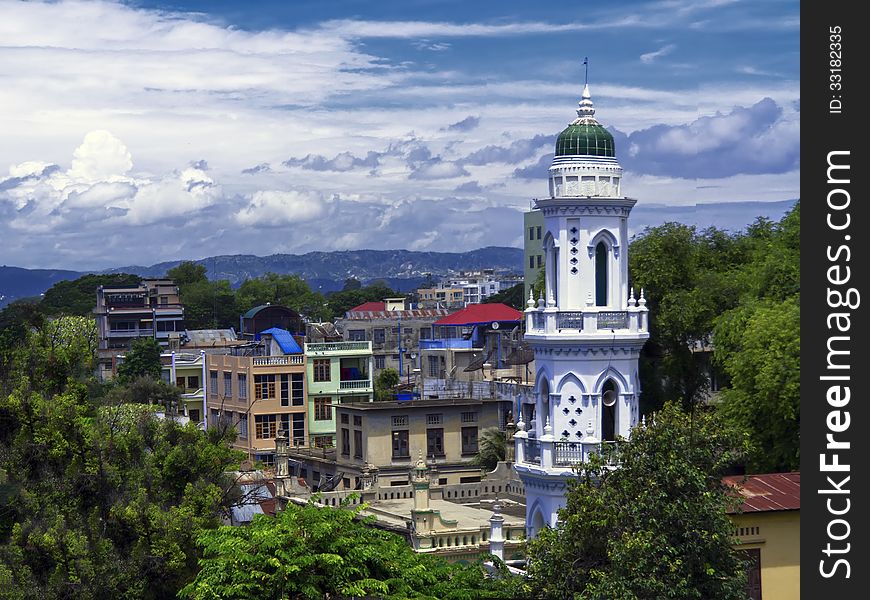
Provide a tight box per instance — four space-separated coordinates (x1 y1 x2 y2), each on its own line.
575 57 596 121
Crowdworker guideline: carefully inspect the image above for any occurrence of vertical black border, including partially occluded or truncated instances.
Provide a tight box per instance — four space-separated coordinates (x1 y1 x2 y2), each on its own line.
802 2 869 596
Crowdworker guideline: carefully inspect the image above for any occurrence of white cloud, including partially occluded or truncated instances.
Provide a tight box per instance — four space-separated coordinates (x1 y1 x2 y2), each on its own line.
235 190 334 226
640 44 676 64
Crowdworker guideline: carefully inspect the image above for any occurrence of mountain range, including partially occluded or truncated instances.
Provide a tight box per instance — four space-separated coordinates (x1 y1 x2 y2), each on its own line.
0 247 524 307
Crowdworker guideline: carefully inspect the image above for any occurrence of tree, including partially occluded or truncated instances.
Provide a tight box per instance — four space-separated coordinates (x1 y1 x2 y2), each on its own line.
526 403 751 600
179 498 520 600
483 283 525 310
374 368 400 401
40 273 141 316
236 273 327 321
178 279 238 330
117 337 163 382
472 427 507 471
325 282 398 320
166 262 209 287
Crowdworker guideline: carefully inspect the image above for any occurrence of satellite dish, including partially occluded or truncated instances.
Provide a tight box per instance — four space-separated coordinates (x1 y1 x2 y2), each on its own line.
602 389 618 407
491 321 500 330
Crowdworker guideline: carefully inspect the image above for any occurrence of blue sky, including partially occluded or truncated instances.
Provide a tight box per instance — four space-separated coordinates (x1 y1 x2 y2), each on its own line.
0 0 799 270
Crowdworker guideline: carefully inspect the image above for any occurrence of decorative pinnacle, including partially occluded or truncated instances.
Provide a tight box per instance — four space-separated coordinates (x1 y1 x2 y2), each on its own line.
638 288 647 307
527 289 536 309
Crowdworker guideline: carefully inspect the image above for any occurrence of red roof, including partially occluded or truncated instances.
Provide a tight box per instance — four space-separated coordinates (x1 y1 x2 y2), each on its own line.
348 301 385 313
434 303 523 326
723 472 800 513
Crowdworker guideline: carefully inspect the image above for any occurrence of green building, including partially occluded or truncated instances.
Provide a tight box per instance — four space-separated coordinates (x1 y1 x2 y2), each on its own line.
304 341 374 447
523 208 544 300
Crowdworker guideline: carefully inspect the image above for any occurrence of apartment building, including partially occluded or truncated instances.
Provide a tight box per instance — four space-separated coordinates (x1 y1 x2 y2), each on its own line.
161 351 206 425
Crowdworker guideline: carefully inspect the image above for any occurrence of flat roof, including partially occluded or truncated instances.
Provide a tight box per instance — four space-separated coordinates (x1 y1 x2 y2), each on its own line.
337 397 503 411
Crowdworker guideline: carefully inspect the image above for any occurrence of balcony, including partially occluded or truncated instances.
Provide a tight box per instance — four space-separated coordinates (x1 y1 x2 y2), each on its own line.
514 432 621 470
525 305 648 339
106 329 153 338
253 355 304 366
419 338 473 350
339 379 372 390
305 341 371 354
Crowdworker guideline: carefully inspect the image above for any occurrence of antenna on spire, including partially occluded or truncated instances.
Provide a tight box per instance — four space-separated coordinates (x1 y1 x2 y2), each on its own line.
583 56 589 85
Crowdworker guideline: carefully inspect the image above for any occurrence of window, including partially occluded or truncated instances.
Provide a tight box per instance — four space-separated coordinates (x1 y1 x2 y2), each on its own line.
348 329 366 341
373 328 386 344
426 414 442 425
313 434 332 448
340 413 349 424
292 413 305 443
529 255 535 269
255 414 277 439
188 408 200 423
210 408 220 426
529 227 535 241
341 429 350 456
536 225 542 240
427 428 445 457
462 426 479 454
313 359 331 382
238 413 248 439
595 241 608 306
255 374 276 400
461 411 477 423
391 415 408 427
353 430 363 459
291 373 304 406
314 397 332 421
186 375 199 390
536 254 543 268
353 415 362 427
223 372 232 397
392 430 410 458
209 371 218 394
238 374 247 399
374 355 386 369
280 374 289 406
428 355 441 378
419 327 431 340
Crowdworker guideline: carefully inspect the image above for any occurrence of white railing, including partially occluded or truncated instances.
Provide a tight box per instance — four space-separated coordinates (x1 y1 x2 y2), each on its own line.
339 379 371 390
306 341 371 353
526 306 647 336
253 355 304 366
515 436 621 469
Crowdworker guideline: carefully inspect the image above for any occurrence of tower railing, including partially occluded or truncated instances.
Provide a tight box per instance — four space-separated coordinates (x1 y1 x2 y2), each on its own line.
525 305 647 336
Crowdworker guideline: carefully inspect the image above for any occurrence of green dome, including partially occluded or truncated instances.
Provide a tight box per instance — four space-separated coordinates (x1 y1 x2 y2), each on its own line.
555 123 615 157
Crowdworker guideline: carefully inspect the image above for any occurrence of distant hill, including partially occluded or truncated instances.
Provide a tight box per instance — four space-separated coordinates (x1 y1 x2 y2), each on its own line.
101 247 525 287
1 247 524 307
0 266 83 308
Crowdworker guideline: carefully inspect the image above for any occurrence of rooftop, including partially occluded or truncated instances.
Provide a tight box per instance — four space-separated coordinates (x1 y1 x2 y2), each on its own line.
723 472 800 513
434 303 523 327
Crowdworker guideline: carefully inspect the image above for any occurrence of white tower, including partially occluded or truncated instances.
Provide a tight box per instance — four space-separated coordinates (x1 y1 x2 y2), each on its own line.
514 78 649 538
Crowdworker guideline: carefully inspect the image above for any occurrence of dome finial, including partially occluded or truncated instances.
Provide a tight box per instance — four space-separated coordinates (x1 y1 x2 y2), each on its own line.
576 57 595 121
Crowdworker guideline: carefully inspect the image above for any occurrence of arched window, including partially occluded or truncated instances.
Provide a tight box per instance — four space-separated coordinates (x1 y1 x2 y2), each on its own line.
539 378 550 431
602 379 617 442
595 242 608 306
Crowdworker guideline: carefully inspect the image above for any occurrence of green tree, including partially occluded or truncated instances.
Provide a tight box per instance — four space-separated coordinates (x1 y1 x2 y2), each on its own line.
483 283 525 310
374 368 400 401
526 403 751 600
178 279 238 330
325 282 397 320
179 498 520 600
472 427 507 471
236 273 327 320
117 337 163 382
41 273 141 316
166 261 209 287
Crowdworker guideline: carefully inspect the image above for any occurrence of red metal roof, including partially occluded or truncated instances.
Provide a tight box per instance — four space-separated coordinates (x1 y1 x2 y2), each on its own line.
348 301 386 313
433 303 523 326
723 472 800 513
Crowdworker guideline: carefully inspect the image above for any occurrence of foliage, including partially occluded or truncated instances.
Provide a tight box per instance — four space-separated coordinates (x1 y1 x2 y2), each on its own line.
472 427 507 471
178 279 239 330
325 282 399 320
236 273 328 321
374 368 400 401
483 283 525 310
166 262 209 287
0 318 243 599
117 337 163 383
532 268 545 301
526 403 751 600
180 497 522 600
40 273 141 316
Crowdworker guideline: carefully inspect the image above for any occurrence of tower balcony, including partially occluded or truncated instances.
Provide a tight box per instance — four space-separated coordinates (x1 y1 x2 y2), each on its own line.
513 426 621 473
524 304 648 341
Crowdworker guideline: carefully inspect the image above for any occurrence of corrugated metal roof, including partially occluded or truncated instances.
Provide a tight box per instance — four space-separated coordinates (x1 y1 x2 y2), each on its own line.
348 301 386 313
434 303 523 326
724 472 800 513
343 309 450 320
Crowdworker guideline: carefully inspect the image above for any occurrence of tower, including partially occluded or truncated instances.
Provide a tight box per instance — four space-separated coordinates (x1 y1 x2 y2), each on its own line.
514 77 649 538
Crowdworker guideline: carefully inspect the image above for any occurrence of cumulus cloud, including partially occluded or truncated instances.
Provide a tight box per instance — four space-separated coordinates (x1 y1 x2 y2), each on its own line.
283 151 381 172
235 190 335 226
455 180 484 193
242 163 272 175
409 158 469 180
462 134 552 165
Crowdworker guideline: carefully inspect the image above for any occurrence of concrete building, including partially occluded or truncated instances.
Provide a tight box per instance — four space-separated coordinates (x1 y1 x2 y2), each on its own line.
336 300 449 379
303 341 374 448
161 351 207 425
524 208 544 299
205 332 307 464
95 279 185 379
239 304 305 339
725 472 800 600
417 286 465 310
513 82 650 537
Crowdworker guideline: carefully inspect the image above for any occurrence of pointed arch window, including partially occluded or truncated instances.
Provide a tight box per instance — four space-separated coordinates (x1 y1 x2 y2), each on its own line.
595 242 608 306
601 379 617 442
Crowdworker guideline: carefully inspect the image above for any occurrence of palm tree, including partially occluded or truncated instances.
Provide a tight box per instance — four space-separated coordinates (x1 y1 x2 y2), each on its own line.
472 427 507 471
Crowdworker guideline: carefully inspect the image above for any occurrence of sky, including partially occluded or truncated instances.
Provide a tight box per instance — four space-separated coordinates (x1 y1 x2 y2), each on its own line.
0 0 799 270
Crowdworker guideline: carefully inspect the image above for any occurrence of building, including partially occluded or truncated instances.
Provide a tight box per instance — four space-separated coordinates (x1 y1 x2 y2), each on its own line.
513 82 650 537
161 351 207 425
524 208 544 299
239 304 305 339
417 286 465 310
336 300 450 378
303 341 374 448
205 330 307 464
725 472 800 600
95 278 185 379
